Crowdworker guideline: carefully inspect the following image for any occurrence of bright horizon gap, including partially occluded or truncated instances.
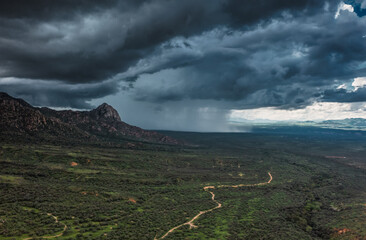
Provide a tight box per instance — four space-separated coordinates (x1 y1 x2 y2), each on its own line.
230 102 366 122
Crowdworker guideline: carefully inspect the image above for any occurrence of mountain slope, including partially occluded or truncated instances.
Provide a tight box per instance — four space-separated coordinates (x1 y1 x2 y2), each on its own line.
0 92 178 144
40 104 178 144
0 92 91 139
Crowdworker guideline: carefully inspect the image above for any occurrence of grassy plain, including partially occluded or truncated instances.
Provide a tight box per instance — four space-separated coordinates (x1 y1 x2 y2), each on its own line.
1 128 366 239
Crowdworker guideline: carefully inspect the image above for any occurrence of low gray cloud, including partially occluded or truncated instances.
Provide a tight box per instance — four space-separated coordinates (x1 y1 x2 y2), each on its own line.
0 0 338 84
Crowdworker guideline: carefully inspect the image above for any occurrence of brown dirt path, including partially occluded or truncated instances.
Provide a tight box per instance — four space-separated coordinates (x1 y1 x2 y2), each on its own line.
23 213 67 240
155 172 273 240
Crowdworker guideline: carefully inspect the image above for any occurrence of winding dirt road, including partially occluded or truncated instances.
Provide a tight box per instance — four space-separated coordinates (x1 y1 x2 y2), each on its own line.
155 172 273 240
23 213 67 240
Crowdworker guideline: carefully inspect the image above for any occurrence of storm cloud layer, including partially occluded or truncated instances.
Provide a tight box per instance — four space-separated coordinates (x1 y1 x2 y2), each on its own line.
1 0 366 129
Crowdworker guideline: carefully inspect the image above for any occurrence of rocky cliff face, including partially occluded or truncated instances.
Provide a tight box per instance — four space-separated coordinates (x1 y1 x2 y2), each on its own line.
0 92 178 145
90 103 121 122
0 92 90 139
0 92 46 131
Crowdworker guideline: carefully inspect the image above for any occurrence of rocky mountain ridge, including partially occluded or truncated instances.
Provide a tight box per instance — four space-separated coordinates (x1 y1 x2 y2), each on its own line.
0 92 178 145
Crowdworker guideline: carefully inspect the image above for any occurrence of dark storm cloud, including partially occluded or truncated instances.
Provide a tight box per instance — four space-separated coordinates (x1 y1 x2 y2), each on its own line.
323 87 366 102
0 79 118 108
0 0 334 83
0 0 222 83
128 6 366 109
1 0 366 109
222 0 326 26
0 1 117 20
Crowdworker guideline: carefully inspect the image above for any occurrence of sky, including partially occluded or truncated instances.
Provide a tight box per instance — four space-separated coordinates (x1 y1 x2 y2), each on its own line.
1 0 366 131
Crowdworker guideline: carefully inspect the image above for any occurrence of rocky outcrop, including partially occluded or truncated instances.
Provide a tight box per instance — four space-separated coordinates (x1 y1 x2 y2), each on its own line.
90 103 121 122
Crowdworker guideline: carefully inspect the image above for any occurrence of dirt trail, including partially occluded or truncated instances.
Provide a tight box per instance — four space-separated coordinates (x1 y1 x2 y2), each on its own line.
23 213 67 240
155 172 272 240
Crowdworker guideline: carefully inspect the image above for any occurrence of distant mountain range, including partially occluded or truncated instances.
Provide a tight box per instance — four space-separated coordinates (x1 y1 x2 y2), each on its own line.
0 92 178 145
299 118 366 131
230 118 366 132
320 118 366 127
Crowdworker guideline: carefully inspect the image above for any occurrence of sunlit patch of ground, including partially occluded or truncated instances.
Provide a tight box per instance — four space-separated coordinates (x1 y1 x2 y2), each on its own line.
0 175 23 184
